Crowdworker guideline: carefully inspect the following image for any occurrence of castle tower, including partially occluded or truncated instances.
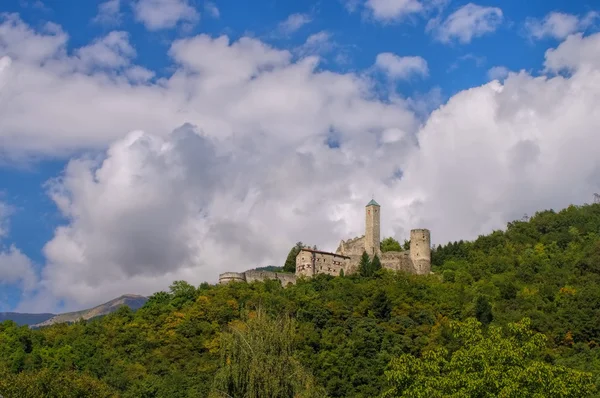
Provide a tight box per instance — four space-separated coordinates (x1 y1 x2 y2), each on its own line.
410 229 431 275
365 199 381 256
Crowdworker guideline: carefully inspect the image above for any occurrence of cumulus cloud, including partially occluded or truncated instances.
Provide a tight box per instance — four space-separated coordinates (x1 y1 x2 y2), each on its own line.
375 52 429 80
0 13 68 63
487 65 509 80
525 11 598 41
132 0 199 30
278 13 312 35
427 3 503 44
4 15 600 314
544 32 600 73
73 31 135 71
0 203 38 304
92 0 123 26
0 246 37 293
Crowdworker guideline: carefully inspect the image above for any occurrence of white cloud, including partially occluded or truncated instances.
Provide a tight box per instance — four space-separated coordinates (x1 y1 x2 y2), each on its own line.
73 31 135 71
294 31 334 57
525 11 598 41
278 13 312 34
92 0 122 26
365 0 423 21
375 52 429 80
427 3 503 44
0 202 38 301
132 0 199 31
204 1 220 18
487 65 509 80
0 13 67 64
544 32 600 74
3 15 600 315
0 201 12 239
0 246 37 293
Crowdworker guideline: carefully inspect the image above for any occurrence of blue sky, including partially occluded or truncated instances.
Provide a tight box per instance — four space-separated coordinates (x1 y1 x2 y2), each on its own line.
1 0 599 312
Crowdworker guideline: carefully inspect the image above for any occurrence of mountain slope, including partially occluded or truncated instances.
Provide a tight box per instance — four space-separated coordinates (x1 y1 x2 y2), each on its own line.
31 294 148 328
0 312 55 326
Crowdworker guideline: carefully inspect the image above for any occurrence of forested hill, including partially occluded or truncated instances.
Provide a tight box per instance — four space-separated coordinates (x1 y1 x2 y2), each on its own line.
2 203 600 397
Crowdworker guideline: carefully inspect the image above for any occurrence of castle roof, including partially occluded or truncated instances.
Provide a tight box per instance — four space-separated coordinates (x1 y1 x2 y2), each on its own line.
366 199 380 207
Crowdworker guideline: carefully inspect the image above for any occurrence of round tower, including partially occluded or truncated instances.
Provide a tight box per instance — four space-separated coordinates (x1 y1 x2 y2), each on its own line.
409 229 431 275
365 199 381 256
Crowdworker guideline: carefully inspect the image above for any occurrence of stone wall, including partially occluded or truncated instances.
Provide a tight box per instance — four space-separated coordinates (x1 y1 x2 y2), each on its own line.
336 236 366 256
296 249 314 278
218 270 297 286
381 251 415 273
218 272 246 284
410 229 431 275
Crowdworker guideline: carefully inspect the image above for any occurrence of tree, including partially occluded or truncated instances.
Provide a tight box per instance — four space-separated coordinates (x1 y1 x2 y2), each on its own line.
382 318 595 398
283 242 304 273
358 251 372 277
402 240 410 251
371 291 391 320
371 255 382 274
210 308 326 398
475 295 493 326
381 237 402 252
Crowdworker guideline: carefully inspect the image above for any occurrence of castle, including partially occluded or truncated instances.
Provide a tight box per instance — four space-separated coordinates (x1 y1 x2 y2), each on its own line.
218 199 431 286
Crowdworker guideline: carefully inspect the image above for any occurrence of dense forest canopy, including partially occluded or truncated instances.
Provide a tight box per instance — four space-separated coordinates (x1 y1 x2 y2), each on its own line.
2 203 600 397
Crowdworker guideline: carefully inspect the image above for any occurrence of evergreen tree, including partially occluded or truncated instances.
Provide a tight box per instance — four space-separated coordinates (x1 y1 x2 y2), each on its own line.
359 251 372 277
372 291 391 320
282 242 304 273
402 239 411 251
371 255 382 274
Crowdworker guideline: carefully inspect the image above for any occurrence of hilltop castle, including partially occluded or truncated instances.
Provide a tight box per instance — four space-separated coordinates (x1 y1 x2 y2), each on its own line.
218 199 431 285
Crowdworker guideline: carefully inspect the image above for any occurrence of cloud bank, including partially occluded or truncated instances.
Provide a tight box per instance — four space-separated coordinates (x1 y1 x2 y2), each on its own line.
2 14 600 312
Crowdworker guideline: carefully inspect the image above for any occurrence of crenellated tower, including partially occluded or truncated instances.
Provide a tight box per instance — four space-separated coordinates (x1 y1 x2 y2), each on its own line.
365 199 381 256
409 229 431 274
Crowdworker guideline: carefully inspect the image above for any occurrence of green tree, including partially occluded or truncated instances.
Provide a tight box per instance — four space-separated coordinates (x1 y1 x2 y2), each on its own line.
381 237 402 252
210 308 326 398
402 240 410 251
371 255 382 274
359 251 372 277
475 295 493 326
382 318 595 398
283 242 304 273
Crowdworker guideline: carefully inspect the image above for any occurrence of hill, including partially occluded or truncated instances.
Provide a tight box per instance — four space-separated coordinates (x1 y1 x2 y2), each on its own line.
1 203 600 397
0 295 148 328
0 312 55 326
32 294 148 328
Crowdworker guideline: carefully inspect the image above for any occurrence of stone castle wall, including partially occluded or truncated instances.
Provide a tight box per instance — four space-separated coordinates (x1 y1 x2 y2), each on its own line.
335 236 366 256
296 249 350 278
410 229 431 275
381 251 414 273
219 270 297 286
218 272 246 284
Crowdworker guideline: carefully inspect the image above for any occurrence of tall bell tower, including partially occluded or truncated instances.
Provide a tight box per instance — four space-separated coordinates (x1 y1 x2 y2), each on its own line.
365 199 381 256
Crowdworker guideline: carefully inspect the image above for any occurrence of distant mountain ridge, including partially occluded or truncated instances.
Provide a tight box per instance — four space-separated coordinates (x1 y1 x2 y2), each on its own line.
0 312 55 326
0 294 148 327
